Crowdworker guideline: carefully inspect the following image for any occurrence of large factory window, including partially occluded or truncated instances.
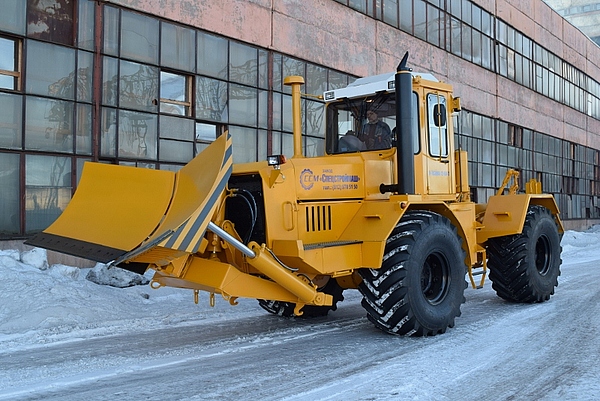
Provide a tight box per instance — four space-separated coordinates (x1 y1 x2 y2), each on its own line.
117 110 157 160
25 96 74 153
195 76 228 123
230 42 258 87
103 5 119 56
77 50 93 103
158 115 194 163
229 84 258 127
195 123 218 154
230 126 258 163
77 0 94 51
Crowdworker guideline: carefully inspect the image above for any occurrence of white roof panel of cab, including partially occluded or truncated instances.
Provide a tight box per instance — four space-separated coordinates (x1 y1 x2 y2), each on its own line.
323 71 438 102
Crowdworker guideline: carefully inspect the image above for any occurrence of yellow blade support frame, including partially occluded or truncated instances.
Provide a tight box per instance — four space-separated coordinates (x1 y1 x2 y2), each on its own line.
155 133 233 253
26 133 233 263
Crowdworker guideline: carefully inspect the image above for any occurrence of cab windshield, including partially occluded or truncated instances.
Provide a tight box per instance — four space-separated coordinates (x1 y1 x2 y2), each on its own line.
326 92 420 155
326 94 396 154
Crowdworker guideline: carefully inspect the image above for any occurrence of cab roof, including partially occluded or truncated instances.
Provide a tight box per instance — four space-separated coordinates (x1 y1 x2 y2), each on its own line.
323 72 439 102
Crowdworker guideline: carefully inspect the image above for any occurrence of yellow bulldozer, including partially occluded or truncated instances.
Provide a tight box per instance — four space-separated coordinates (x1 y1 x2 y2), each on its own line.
27 53 563 336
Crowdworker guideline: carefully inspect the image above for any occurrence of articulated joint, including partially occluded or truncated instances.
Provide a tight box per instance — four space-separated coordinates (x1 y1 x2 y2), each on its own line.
247 242 332 307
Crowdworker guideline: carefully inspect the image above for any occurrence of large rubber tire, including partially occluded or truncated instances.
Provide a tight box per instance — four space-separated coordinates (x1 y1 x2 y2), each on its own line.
487 205 562 303
359 211 467 336
258 278 344 318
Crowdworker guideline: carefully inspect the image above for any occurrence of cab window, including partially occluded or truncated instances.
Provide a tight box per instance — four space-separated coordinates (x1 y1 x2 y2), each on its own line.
427 93 448 158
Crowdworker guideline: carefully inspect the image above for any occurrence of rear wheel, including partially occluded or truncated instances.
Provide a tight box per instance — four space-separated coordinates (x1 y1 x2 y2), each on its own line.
487 205 562 302
258 277 344 318
359 211 467 336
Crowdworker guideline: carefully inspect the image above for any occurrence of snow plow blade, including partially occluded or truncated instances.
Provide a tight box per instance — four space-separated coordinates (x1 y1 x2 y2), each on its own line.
26 133 233 264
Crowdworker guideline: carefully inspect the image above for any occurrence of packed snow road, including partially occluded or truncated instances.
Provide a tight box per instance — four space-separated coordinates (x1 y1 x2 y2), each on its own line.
1 229 599 400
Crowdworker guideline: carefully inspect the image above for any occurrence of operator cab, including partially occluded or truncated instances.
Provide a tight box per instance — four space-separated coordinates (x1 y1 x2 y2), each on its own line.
324 72 426 156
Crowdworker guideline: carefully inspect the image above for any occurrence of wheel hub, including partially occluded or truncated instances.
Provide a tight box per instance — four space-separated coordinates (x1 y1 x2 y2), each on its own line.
421 252 450 305
535 234 552 275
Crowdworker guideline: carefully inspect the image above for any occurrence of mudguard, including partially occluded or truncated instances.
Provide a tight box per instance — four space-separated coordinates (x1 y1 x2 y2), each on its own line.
477 193 563 243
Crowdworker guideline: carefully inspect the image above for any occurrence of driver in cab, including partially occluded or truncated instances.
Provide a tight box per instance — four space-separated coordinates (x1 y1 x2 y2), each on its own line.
358 110 392 150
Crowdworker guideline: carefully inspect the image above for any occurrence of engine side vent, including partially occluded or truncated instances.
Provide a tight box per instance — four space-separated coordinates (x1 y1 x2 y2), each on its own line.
305 205 332 232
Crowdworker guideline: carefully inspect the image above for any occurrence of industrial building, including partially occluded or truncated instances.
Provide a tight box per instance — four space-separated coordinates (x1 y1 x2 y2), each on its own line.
1 0 600 245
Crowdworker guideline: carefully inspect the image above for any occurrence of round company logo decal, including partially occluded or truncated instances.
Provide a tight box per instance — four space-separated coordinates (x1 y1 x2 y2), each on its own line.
299 167 361 191
299 168 315 190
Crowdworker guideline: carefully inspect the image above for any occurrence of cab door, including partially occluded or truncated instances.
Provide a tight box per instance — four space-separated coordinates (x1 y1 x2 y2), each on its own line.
425 92 453 194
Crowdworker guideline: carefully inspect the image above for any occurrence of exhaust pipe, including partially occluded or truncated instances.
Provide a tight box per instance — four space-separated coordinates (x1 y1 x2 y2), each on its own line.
284 76 305 158
380 52 415 195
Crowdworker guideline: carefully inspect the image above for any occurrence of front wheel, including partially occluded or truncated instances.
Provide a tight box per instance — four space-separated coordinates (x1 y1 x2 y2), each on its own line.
487 205 562 302
359 211 467 336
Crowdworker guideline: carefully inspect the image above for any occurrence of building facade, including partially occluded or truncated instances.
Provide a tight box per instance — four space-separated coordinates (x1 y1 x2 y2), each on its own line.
544 1 600 46
1 0 599 243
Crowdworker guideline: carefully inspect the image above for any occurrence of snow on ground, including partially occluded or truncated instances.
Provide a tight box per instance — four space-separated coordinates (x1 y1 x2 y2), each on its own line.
0 226 599 400
0 227 597 349
0 248 260 352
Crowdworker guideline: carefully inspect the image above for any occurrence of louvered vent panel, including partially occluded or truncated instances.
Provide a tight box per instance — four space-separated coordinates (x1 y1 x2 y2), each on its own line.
305 205 332 232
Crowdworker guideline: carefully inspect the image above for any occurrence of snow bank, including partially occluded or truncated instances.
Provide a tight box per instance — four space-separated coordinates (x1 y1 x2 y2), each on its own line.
0 249 204 348
560 225 600 265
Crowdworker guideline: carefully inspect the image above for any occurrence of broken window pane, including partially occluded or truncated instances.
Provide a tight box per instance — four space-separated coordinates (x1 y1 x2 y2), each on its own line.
119 60 159 112
121 10 159 64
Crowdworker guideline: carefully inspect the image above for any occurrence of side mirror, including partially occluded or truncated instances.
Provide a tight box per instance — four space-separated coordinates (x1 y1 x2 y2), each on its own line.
433 104 446 127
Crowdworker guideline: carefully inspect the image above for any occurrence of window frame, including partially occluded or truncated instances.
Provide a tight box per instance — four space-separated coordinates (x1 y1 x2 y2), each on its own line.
0 36 22 91
159 70 193 117
427 92 449 158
